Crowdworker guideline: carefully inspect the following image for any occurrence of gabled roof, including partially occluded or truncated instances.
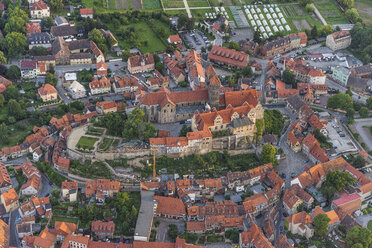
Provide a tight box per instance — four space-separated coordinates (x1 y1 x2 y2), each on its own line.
80 8 93 15
153 196 186 216
38 84 57 96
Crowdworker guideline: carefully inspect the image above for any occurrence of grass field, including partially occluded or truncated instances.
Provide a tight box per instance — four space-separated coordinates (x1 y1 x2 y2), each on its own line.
99 138 114 150
162 0 184 8
355 0 372 26
76 136 99 150
191 8 212 20
144 0 161 9
314 0 348 24
106 19 172 53
187 0 210 7
82 0 117 12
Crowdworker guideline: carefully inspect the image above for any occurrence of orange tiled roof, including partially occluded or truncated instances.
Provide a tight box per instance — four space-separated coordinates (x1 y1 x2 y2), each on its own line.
55 221 77 236
285 211 313 225
0 219 9 248
27 22 41 34
243 193 268 213
38 84 57 96
186 221 205 232
2 188 19 206
0 162 12 189
224 89 258 107
153 196 186 217
208 45 249 68
240 224 274 247
91 221 115 234
89 77 111 89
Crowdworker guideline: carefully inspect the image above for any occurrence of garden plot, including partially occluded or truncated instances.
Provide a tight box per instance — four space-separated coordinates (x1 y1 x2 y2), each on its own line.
314 0 348 24
162 0 185 8
187 0 210 8
115 0 128 9
230 6 250 28
131 0 143 10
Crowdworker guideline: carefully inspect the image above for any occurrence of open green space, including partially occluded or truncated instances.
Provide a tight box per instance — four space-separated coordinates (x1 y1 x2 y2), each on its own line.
76 136 99 150
368 220 372 232
70 160 112 179
162 0 184 8
187 0 210 7
144 0 161 9
355 0 372 26
280 4 322 31
82 0 118 13
104 19 172 53
314 0 348 24
99 138 114 150
139 151 260 178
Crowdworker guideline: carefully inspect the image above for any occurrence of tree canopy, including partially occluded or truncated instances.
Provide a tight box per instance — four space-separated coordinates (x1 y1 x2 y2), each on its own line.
327 93 353 110
313 214 330 237
1 32 27 58
346 226 372 248
88 28 108 54
264 109 285 135
122 109 156 141
260 144 277 165
323 170 356 192
282 68 296 88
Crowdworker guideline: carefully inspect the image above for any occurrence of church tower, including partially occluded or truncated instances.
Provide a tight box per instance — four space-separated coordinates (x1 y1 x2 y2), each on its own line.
208 74 221 109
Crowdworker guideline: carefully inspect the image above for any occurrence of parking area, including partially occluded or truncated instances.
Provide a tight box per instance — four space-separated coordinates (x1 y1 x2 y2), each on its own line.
326 120 357 155
181 30 210 53
155 218 185 242
230 27 254 43
154 122 188 137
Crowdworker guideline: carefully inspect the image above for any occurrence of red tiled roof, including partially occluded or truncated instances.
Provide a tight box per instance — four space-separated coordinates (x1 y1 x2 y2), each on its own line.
153 196 186 217
91 221 115 234
30 1 48 10
80 8 93 15
168 34 182 43
208 45 249 68
27 22 41 34
224 89 258 107
38 84 57 96
333 193 361 206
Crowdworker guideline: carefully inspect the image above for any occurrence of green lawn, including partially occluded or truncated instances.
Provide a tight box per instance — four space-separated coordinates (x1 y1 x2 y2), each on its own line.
191 9 212 20
355 0 372 26
105 20 172 53
162 0 184 8
314 0 348 24
99 138 114 150
187 0 210 7
82 0 117 12
76 136 99 150
144 0 161 9
165 9 187 15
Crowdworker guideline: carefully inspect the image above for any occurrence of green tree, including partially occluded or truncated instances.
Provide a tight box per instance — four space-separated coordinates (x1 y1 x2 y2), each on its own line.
313 214 330 237
242 66 253 78
30 46 48 56
4 16 27 34
311 25 318 39
253 30 262 44
359 107 368 117
255 119 264 142
346 107 355 120
260 144 277 165
346 8 360 23
350 155 366 168
4 85 19 100
341 0 354 9
46 73 58 86
327 93 353 110
7 99 25 120
179 124 191 137
121 50 131 62
0 123 8 144
88 28 108 54
168 224 179 240
2 32 27 58
323 170 356 192
366 96 372 109
282 68 296 88
305 3 314 12
177 14 194 30
122 109 155 141
5 66 20 80
49 0 63 13
0 95 4 108
0 51 6 64
346 226 372 248
96 112 126 137
227 41 240 51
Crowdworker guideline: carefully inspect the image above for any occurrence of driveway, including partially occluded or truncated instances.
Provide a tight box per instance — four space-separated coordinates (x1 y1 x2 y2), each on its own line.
155 218 185 242
353 118 372 151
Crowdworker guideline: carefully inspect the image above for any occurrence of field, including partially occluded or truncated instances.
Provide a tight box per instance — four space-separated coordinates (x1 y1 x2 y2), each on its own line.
355 0 372 26
76 136 99 150
51 216 79 225
281 4 323 31
144 0 161 9
187 0 210 7
82 0 117 12
314 0 348 24
162 0 184 8
105 19 173 53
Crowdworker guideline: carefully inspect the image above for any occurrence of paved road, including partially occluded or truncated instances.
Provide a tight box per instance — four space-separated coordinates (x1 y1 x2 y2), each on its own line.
9 209 20 247
356 215 372 228
353 118 372 151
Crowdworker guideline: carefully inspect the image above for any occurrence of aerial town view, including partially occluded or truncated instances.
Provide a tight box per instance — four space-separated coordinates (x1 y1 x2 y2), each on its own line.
0 0 372 247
